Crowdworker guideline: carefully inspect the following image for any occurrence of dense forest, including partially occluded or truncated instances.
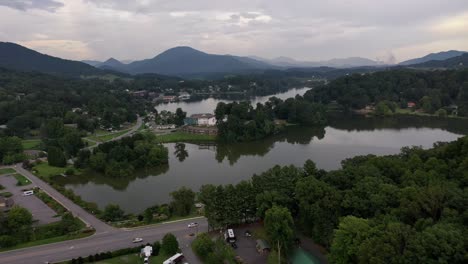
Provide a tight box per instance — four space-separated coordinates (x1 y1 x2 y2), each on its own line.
215 96 327 142
0 68 145 138
198 135 467 263
305 69 468 116
75 133 168 177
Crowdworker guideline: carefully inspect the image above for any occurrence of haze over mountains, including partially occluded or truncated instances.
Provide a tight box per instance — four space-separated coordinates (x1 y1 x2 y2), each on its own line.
1 41 467 78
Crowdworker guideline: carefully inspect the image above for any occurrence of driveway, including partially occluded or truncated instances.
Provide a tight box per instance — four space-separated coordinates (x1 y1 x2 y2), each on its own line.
232 225 268 264
0 174 59 225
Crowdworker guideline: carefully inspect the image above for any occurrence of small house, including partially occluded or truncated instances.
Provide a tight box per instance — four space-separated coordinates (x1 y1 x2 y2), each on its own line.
256 239 271 254
407 102 416 108
178 92 190 100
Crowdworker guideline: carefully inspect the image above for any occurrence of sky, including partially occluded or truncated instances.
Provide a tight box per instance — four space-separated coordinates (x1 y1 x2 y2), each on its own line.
0 0 467 63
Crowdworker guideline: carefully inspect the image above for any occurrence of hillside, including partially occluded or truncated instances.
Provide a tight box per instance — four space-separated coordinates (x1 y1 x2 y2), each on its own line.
0 42 103 77
122 46 271 76
408 53 468 68
254 56 382 68
399 50 466 65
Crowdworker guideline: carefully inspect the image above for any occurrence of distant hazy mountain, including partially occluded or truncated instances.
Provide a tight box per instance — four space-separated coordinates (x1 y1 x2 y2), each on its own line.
253 55 383 68
121 46 270 76
399 50 467 65
82 60 102 67
97 58 127 71
0 42 103 77
408 53 468 68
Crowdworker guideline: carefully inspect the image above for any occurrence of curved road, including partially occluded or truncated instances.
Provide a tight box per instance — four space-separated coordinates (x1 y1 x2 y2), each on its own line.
86 116 143 150
0 116 207 264
0 164 205 263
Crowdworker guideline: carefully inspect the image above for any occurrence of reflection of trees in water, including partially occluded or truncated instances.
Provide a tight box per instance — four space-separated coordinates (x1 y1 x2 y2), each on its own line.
54 165 170 191
174 143 189 162
328 114 468 135
214 126 326 165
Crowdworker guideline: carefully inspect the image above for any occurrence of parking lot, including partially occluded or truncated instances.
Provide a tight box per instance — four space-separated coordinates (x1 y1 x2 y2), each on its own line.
0 174 60 225
230 224 268 264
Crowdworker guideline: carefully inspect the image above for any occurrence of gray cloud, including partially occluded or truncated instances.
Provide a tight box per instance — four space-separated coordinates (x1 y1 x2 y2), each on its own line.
1 0 468 62
0 0 63 11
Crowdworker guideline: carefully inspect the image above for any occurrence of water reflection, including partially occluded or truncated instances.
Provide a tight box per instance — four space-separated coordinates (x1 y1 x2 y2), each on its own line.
54 165 169 191
215 126 326 165
60 115 467 213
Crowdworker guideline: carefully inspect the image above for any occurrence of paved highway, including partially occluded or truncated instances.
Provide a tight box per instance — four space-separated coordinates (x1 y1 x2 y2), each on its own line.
0 116 208 263
0 217 206 264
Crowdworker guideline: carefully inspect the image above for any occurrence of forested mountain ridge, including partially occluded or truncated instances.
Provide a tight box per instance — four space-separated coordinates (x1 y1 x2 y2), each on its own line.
409 53 468 69
0 42 105 77
399 50 467 65
305 68 468 116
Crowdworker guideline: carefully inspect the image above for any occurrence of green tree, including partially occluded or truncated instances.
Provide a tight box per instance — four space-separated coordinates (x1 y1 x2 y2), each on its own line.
192 233 215 259
329 216 372 264
102 204 125 222
7 206 33 242
170 187 195 216
161 233 179 255
174 108 186 126
264 206 295 259
47 146 66 167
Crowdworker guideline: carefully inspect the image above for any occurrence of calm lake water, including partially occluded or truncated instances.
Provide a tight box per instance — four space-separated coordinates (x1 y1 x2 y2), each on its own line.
154 87 311 115
58 113 468 213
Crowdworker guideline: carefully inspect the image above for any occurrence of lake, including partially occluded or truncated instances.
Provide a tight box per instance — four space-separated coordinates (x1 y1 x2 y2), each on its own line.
57 114 468 213
154 87 312 115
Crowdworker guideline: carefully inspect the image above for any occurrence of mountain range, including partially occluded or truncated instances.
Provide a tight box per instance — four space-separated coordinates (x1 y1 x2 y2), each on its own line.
251 56 384 68
399 50 466 65
1 41 467 78
0 42 104 77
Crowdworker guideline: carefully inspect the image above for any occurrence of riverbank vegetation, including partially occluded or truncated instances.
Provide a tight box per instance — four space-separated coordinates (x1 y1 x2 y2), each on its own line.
75 133 168 178
215 97 327 142
155 131 216 143
306 68 468 117
197 135 467 263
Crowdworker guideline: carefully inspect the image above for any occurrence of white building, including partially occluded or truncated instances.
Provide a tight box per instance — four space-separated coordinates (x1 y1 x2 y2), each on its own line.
190 113 216 126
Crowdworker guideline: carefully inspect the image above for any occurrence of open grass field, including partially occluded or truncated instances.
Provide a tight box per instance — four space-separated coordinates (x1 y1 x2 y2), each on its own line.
33 163 80 179
155 131 216 143
21 139 42 150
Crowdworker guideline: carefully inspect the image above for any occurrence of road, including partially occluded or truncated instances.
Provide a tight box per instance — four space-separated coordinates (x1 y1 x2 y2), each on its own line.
0 217 206 264
0 164 204 264
86 116 143 150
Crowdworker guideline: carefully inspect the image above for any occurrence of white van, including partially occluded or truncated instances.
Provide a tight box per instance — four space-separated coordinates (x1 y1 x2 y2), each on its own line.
22 190 34 196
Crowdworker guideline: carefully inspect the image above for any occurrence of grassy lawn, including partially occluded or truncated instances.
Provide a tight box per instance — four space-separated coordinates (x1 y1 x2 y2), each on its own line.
0 168 15 175
33 163 80 179
21 139 42 150
14 173 32 186
83 138 98 147
87 129 131 143
96 253 170 264
155 131 216 143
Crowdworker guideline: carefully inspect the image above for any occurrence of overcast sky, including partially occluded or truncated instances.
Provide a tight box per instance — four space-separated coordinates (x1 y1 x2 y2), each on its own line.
0 0 467 62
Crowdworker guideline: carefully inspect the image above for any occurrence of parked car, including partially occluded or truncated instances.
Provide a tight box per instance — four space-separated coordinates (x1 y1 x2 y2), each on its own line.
188 222 199 228
132 237 143 243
